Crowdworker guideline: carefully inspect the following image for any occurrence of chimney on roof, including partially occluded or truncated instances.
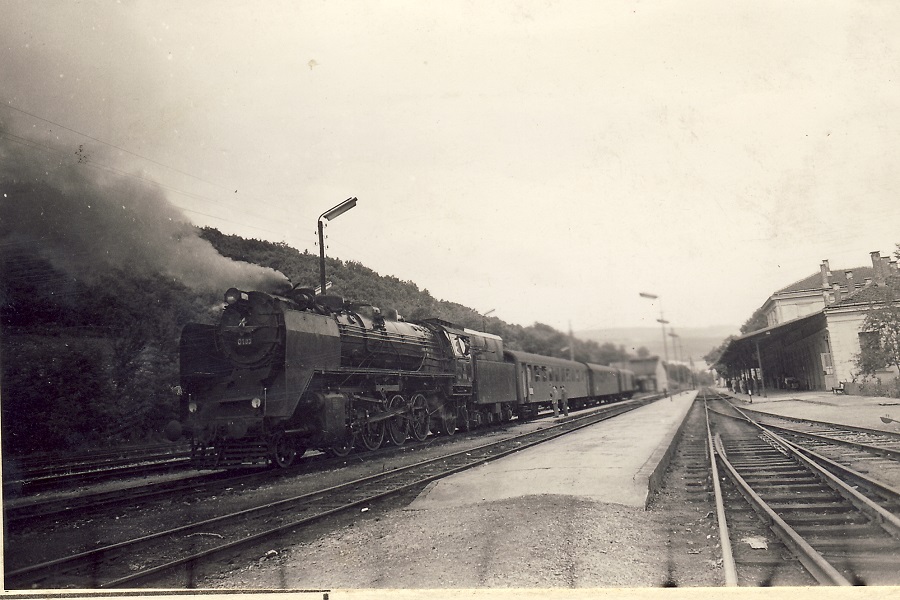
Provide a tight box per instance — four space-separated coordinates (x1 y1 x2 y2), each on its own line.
820 260 831 288
831 282 842 304
871 251 885 283
890 260 898 276
882 256 891 280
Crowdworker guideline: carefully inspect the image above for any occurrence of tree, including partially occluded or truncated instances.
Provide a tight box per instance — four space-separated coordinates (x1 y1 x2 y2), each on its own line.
740 304 769 334
855 292 900 376
704 335 738 378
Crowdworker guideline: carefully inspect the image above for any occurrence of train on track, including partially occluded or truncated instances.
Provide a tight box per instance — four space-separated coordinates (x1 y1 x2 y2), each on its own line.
165 286 636 468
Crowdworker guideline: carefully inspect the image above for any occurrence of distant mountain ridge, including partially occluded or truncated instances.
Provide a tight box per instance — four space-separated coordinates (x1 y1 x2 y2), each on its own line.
575 325 738 367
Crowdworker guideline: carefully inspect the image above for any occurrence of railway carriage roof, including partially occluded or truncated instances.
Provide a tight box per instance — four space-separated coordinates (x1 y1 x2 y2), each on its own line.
503 349 587 369
583 362 619 374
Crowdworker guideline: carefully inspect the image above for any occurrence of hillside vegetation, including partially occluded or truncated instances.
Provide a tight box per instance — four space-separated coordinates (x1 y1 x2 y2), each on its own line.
1 220 633 456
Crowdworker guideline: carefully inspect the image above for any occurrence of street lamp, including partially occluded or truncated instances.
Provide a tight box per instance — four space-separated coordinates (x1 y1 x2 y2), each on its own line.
482 308 495 332
317 197 357 295
640 292 669 363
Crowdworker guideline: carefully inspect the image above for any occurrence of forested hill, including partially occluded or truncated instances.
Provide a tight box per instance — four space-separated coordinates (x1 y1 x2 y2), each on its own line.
0 142 637 457
200 227 633 364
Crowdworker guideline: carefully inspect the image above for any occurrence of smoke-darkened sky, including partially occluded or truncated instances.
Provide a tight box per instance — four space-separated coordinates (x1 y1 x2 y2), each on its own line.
2 1 899 332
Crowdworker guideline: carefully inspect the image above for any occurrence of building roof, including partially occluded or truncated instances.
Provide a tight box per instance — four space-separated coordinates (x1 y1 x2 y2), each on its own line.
617 356 663 377
828 275 900 308
774 265 874 295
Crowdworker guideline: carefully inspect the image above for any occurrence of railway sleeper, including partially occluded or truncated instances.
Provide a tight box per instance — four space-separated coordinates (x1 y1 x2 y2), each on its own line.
747 482 833 491
727 464 799 472
785 511 871 524
765 501 853 513
739 475 821 485
759 490 844 503
809 536 900 551
790 523 886 536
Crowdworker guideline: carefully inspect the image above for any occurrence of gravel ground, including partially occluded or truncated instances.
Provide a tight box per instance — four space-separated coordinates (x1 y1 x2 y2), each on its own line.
200 495 690 589
197 398 724 591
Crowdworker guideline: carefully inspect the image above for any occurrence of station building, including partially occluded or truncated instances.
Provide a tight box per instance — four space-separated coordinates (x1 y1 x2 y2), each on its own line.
720 250 900 393
613 356 668 393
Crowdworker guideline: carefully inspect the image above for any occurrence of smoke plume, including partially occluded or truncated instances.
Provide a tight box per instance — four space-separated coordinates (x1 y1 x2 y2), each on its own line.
0 134 289 294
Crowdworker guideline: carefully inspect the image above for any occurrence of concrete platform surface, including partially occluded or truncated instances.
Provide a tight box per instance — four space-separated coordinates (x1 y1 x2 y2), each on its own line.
720 386 900 432
408 390 698 511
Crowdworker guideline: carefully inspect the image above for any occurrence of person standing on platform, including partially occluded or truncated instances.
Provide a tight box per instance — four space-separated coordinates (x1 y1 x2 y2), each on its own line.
560 385 569 417
550 385 559 418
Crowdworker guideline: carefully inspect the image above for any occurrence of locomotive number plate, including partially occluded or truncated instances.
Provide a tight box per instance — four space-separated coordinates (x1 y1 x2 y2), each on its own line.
237 337 252 346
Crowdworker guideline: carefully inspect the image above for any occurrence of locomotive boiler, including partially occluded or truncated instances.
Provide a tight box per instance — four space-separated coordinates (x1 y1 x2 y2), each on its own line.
168 286 514 467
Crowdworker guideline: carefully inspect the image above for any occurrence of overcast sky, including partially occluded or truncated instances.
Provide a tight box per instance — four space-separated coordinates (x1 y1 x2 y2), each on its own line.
2 1 899 333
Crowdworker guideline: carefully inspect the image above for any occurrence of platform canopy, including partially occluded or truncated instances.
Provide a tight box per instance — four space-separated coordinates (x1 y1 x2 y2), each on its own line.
719 310 828 390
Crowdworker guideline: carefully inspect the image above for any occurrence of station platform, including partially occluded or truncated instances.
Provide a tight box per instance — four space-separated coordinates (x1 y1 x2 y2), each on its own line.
408 389 699 511
719 386 900 432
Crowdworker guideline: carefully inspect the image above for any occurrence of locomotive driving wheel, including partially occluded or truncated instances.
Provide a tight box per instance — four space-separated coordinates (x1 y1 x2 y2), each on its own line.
456 406 470 432
269 432 303 469
409 393 429 441
439 407 457 436
386 394 409 446
359 419 385 451
326 434 355 458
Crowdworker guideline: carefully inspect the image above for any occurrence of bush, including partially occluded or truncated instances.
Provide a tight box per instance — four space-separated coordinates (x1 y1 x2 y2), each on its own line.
1 335 114 455
853 375 900 399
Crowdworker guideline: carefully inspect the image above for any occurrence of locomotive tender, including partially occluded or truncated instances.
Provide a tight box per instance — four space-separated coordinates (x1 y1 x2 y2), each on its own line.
167 286 635 468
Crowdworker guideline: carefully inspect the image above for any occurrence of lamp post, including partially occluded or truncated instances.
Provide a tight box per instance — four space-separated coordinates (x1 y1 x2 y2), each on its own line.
317 197 357 295
669 331 680 363
640 292 669 363
482 308 495 332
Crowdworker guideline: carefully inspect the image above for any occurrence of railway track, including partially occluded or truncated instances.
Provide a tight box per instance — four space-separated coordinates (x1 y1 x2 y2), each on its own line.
6 394 661 589
701 389 900 586
5 395 651 525
4 445 193 495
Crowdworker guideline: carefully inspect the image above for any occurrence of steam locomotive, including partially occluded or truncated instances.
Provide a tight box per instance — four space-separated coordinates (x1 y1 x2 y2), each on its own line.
166 286 635 468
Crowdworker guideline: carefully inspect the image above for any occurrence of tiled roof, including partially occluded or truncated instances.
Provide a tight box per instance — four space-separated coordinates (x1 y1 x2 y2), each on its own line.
774 265 875 295
828 275 900 308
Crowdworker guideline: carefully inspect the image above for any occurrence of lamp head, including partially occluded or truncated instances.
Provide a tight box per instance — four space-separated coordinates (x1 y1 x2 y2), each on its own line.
322 197 357 221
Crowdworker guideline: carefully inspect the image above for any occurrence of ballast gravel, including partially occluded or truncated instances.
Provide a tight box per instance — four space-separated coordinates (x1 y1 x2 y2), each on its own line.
200 491 722 590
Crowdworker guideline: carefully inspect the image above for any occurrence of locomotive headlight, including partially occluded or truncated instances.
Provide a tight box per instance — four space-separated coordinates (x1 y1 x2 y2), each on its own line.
251 397 262 409
188 401 198 413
